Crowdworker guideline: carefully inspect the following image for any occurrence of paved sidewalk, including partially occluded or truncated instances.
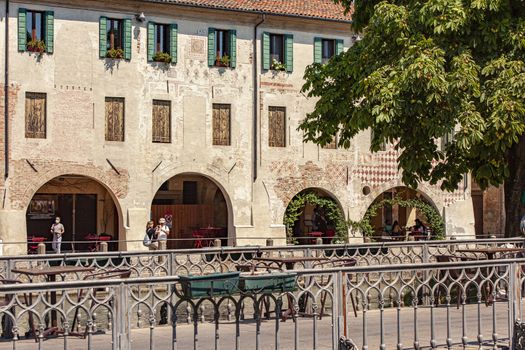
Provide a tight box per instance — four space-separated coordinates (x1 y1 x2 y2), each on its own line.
2 303 511 350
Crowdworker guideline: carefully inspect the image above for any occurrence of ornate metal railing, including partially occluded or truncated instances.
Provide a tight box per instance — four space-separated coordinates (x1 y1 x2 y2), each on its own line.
0 258 523 349
0 238 523 281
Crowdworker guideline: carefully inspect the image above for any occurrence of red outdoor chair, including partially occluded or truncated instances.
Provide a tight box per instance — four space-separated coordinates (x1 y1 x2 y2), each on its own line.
192 230 204 248
27 236 46 254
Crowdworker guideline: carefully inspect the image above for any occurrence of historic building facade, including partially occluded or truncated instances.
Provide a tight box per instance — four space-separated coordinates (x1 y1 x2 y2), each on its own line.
0 0 479 255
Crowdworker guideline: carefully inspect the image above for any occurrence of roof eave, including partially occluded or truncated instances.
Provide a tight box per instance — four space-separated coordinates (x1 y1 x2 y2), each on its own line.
144 0 353 24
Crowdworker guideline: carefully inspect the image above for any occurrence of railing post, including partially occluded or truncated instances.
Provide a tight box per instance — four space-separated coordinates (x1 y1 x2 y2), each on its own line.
37 243 46 255
214 239 222 248
99 242 108 252
115 282 131 350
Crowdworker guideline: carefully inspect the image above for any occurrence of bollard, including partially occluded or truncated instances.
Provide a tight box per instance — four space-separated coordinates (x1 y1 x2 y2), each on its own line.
214 239 221 248
316 237 323 245
99 242 108 252
363 237 371 243
37 243 46 255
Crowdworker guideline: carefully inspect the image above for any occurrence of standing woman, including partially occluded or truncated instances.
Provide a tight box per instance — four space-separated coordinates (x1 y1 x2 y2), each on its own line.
143 220 157 249
51 217 65 254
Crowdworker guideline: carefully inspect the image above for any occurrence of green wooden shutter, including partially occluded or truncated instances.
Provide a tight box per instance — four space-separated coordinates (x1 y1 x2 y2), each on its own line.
208 28 215 66
314 37 322 63
45 11 54 54
123 19 132 60
284 34 293 72
336 39 344 55
147 22 154 62
18 8 27 52
262 32 270 70
229 30 236 68
170 23 178 64
99 17 107 58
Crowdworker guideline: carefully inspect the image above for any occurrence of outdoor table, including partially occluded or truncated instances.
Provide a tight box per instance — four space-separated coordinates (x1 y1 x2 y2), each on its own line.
456 247 525 260
12 266 95 336
254 256 328 270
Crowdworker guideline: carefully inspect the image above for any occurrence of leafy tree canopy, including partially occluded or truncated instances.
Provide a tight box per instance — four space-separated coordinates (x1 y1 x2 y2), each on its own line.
301 0 525 194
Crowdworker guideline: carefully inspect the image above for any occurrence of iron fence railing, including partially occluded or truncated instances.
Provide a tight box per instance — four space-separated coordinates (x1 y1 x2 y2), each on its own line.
0 258 524 349
0 238 523 281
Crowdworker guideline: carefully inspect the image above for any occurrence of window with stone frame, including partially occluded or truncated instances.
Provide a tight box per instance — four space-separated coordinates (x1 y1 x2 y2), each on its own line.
212 104 231 146
105 97 125 141
25 92 46 139
152 100 171 143
268 106 286 147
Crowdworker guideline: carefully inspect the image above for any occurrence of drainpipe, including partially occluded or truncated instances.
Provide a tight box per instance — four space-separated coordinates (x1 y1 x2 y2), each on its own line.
4 0 9 180
253 14 265 182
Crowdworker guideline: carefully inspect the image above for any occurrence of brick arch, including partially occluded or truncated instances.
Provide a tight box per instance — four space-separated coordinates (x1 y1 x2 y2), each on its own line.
9 161 128 212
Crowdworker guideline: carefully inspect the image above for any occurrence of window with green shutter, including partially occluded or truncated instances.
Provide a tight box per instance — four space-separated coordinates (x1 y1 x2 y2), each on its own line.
170 24 178 64
284 34 293 72
208 28 236 68
148 22 173 63
101 18 131 60
19 9 52 54
336 39 344 55
313 37 322 64
262 32 270 70
315 38 344 64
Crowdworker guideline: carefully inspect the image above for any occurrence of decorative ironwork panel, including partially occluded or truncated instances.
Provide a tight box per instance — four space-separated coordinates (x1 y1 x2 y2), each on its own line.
105 97 125 141
269 106 286 147
25 92 46 139
212 104 230 146
152 100 171 143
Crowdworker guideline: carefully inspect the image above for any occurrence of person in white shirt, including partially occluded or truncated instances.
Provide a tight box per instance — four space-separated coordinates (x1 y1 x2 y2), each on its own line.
150 218 169 250
50 217 64 254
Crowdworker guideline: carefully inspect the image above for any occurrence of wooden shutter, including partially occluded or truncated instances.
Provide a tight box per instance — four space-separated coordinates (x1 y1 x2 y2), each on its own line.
208 28 215 66
18 8 27 52
268 107 286 147
123 19 132 60
229 30 237 68
147 22 154 62
336 39 344 55
314 37 322 64
45 11 54 54
105 97 125 141
99 17 107 58
262 32 270 70
170 23 178 64
25 93 46 139
152 100 171 143
212 104 231 146
284 34 293 72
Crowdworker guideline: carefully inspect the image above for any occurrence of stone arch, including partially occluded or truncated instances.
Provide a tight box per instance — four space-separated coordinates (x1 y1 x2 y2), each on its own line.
149 167 235 247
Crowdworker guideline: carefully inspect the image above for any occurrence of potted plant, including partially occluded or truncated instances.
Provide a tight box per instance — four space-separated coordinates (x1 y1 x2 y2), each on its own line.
215 55 230 67
271 58 286 71
106 48 124 59
26 39 46 54
153 52 172 63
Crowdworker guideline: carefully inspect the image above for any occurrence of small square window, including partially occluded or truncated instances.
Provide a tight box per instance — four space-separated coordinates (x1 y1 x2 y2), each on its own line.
270 34 284 70
107 19 123 51
213 30 230 67
25 92 46 139
322 39 335 64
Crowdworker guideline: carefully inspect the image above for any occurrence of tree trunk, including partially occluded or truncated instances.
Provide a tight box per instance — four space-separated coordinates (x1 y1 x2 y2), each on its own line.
504 136 525 237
